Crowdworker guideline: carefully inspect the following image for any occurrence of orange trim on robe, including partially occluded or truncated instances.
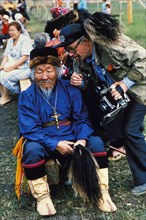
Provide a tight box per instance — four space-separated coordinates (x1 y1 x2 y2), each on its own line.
12 137 26 200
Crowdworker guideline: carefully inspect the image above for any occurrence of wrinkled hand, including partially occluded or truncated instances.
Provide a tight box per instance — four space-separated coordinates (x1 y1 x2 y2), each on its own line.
74 139 86 147
56 140 74 155
70 72 83 86
110 81 128 100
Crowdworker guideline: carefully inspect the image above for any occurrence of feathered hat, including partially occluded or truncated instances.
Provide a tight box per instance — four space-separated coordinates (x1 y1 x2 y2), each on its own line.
83 12 123 45
53 12 123 49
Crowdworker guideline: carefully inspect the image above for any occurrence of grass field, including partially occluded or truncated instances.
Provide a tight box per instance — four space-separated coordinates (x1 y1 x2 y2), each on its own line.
0 2 146 220
0 105 146 220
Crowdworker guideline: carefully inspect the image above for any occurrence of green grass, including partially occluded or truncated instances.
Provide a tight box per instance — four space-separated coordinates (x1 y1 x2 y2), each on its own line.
27 17 45 39
0 138 146 220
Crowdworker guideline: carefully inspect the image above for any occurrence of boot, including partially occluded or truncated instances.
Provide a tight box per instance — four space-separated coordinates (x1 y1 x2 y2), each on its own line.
97 168 117 212
28 175 56 216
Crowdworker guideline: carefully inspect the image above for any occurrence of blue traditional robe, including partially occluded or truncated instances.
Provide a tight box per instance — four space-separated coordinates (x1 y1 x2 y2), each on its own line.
18 79 93 151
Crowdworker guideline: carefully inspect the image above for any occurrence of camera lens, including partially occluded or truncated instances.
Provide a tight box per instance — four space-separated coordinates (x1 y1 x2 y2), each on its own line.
99 102 108 112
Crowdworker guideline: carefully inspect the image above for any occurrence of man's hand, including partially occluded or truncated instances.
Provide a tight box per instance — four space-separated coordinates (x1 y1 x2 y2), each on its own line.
110 81 128 100
74 139 86 147
70 72 83 86
56 140 74 155
0 66 3 70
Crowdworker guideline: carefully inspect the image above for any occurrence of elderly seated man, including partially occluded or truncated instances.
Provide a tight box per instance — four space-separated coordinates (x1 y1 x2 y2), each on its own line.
17 47 117 216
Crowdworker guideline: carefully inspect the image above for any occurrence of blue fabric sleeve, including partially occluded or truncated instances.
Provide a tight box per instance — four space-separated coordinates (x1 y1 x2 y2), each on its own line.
18 91 58 151
122 76 136 89
69 85 93 140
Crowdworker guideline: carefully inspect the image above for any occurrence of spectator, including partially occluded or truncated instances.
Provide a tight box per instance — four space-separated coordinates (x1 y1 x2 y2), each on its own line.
45 9 91 39
0 14 10 49
105 4 111 14
54 0 63 7
14 12 30 37
102 0 111 13
16 0 30 22
0 21 32 105
33 32 50 49
78 0 87 10
50 7 70 19
73 0 79 10
54 13 146 196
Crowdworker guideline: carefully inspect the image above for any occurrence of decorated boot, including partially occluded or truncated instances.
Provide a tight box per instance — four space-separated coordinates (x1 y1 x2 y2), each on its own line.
28 175 56 216
97 168 117 212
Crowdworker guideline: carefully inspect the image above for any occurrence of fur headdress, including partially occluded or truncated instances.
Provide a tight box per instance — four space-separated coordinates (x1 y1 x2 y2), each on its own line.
29 47 60 68
83 12 123 45
44 9 91 38
69 144 101 204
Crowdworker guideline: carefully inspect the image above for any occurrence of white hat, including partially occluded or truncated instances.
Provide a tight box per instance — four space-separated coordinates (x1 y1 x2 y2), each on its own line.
14 13 23 20
3 15 9 21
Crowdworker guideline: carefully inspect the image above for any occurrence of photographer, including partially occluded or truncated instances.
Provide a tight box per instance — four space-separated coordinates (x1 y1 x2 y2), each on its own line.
54 12 146 196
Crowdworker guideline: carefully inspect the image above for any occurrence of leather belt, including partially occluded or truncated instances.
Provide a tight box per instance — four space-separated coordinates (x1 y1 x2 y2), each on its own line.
42 119 71 127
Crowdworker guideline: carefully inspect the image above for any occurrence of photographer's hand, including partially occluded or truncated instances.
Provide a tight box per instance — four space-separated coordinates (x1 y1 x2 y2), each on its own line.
110 81 128 100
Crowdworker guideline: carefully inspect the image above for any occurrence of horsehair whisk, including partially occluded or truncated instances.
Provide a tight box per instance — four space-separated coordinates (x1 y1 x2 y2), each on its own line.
68 144 101 204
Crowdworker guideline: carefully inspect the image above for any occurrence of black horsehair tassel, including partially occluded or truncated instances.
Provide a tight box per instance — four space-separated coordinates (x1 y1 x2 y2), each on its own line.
68 144 102 204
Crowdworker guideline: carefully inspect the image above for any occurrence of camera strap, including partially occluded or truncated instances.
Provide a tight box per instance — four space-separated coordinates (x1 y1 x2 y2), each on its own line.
91 52 114 87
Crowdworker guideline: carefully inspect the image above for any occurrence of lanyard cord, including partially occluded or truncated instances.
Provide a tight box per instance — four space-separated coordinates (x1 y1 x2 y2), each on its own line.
92 61 114 87
91 47 114 87
36 86 58 113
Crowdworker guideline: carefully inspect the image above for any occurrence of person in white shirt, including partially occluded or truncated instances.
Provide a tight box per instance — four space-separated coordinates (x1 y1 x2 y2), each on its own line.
14 13 30 37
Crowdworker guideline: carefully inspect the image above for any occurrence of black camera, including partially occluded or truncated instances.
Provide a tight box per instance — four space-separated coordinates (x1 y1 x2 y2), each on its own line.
95 84 130 126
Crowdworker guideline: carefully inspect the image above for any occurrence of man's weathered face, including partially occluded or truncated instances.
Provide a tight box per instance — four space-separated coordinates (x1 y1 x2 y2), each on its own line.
66 37 92 60
34 64 57 89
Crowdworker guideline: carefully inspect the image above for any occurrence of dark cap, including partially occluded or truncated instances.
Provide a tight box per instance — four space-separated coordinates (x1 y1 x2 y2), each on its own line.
53 23 86 48
29 47 60 68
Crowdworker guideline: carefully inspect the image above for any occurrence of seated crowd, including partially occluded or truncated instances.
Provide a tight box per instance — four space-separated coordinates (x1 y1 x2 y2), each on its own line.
0 21 32 105
0 0 30 48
